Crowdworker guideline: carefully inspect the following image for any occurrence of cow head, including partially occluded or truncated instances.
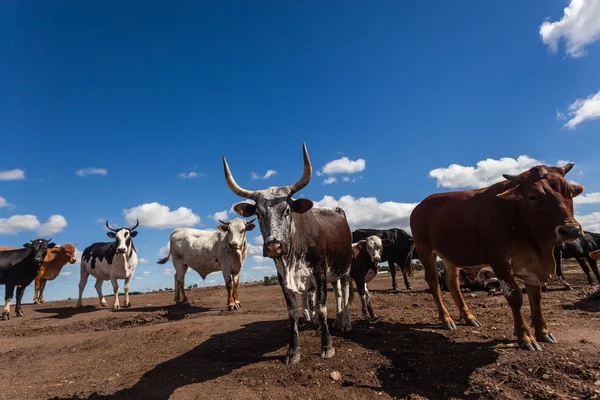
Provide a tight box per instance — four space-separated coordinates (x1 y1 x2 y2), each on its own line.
24 238 56 264
105 219 139 255
50 244 78 264
352 236 392 263
223 143 314 258
497 163 584 244
217 218 256 250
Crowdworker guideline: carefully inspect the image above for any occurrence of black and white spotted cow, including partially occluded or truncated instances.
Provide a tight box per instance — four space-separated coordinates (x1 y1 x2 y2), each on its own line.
222 143 353 365
76 220 139 309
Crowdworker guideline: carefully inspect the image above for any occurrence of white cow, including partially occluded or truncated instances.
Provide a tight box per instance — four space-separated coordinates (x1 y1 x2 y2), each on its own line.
76 220 139 309
157 218 255 310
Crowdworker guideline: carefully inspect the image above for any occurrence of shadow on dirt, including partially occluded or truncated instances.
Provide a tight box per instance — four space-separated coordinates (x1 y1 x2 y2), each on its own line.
35 306 100 319
565 290 600 312
50 319 288 400
345 320 501 399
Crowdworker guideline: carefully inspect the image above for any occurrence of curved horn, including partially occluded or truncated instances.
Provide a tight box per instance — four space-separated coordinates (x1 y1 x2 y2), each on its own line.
47 238 52 243
246 218 256 224
217 219 230 225
129 219 140 231
503 174 520 182
222 157 255 199
30 239 35 243
106 220 118 232
561 162 574 176
287 143 312 195
539 167 548 179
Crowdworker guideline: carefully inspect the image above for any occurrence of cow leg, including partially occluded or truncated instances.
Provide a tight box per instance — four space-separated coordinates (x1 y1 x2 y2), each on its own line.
422 252 456 330
340 275 352 331
76 265 90 308
354 275 370 321
576 258 595 285
277 273 300 365
15 286 25 317
493 263 541 351
315 274 335 358
333 280 344 329
39 280 48 303
225 277 236 311
389 261 400 292
554 253 572 290
94 278 107 307
233 274 241 308
444 262 481 327
173 261 189 307
123 275 132 308
525 283 556 345
301 287 317 325
401 264 413 290
364 283 376 320
587 258 600 285
2 284 15 320
111 278 120 309
33 275 42 304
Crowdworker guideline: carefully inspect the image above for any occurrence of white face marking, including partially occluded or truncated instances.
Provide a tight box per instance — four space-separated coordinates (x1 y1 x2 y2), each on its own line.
365 236 383 263
222 219 249 249
114 229 131 254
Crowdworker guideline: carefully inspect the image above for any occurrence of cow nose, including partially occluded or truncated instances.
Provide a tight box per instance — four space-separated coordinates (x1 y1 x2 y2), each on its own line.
264 240 283 257
557 225 582 241
34 257 42 263
117 248 127 254
373 256 381 263
70 258 77 264
229 241 239 249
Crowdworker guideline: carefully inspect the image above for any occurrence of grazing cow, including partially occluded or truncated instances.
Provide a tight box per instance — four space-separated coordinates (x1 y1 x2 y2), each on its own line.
552 231 600 289
223 143 353 365
76 220 139 309
0 239 55 320
410 163 583 351
438 262 500 295
157 218 255 310
352 229 417 291
348 236 392 321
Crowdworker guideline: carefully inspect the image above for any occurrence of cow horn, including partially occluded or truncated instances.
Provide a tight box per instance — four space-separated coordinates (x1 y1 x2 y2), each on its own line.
246 218 256 224
539 168 548 179
106 220 119 232
561 162 574 175
222 157 255 199
129 219 140 231
503 174 520 182
30 239 35 243
218 219 230 225
287 143 312 195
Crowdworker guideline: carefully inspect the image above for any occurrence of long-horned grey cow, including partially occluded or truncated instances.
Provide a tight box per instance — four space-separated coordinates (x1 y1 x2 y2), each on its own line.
157 218 255 310
76 220 140 309
223 143 353 365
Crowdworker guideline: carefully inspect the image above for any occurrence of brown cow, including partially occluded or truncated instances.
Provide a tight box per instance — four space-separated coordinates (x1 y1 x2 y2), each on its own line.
0 244 77 304
590 250 600 260
409 163 583 351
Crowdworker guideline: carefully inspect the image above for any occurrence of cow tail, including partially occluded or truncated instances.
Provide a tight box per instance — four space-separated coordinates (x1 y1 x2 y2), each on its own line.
348 278 356 305
404 243 416 277
157 247 171 264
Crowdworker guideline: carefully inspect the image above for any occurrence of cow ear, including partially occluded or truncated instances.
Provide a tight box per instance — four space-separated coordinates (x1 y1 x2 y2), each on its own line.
217 224 228 232
23 243 31 249
130 231 138 237
47 242 56 248
497 185 522 200
352 240 365 258
291 198 313 214
382 238 393 247
245 223 256 232
571 184 584 198
233 202 256 217
107 232 116 239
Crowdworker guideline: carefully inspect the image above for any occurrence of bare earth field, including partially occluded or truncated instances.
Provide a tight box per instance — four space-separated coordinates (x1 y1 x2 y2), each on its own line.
0 264 599 400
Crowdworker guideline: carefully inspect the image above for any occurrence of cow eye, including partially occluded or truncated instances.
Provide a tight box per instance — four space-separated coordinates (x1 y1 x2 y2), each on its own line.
284 207 291 216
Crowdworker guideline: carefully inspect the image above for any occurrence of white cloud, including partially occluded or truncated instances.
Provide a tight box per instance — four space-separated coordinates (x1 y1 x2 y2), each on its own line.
577 212 600 232
540 0 600 58
178 172 203 179
211 210 229 221
124 202 200 229
158 242 170 259
161 267 174 276
0 169 25 181
429 155 541 189
318 157 366 175
252 255 272 263
563 90 600 129
248 244 263 255
252 265 276 273
0 196 13 208
0 214 68 236
76 168 107 177
323 177 337 185
143 271 151 276
38 215 68 236
135 277 143 280
575 192 600 205
342 177 351 182
73 249 83 264
207 279 217 285
139 258 150 264
315 195 418 231
251 170 277 180
61 271 73 277
253 235 264 245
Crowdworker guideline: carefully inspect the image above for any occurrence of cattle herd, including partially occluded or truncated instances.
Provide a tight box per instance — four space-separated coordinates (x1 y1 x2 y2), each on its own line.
1 143 599 365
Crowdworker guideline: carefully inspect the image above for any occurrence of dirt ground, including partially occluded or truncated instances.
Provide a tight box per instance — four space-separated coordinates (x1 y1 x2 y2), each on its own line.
0 264 599 400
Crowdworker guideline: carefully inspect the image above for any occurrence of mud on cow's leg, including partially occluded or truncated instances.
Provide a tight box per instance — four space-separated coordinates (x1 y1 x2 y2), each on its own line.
277 273 301 365
525 283 556 344
15 286 26 317
315 274 335 359
389 261 400 292
2 284 14 320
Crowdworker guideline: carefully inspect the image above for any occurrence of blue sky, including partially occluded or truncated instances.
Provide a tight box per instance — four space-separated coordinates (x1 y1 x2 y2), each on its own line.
1 1 600 301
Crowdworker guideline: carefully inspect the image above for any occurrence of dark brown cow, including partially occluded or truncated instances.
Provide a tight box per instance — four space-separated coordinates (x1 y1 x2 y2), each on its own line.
410 163 583 351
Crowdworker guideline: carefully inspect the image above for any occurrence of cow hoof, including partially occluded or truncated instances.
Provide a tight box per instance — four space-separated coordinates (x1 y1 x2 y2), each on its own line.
519 340 542 351
113 305 120 310
40 299 45 304
442 320 457 330
537 333 557 344
541 286 548 293
465 318 482 327
284 353 301 365
393 286 401 293
1 312 9 320
564 285 573 291
236 302 241 308
16 310 24 317
76 303 83 309
228 305 235 311
124 303 131 309
100 301 108 308
33 300 39 305
406 286 414 290
182 302 191 309
321 347 335 359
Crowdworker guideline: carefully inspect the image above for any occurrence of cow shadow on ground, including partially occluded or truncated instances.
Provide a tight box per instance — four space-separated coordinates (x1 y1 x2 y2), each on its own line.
35 306 100 319
49 319 289 400
565 290 600 312
344 320 501 399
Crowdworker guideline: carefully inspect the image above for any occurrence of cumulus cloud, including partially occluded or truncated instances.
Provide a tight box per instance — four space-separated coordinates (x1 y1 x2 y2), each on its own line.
577 212 600 232
0 214 68 236
161 267 174 276
429 156 541 189
178 172 204 179
575 192 600 205
323 177 337 185
562 90 600 129
0 169 25 181
0 196 13 208
252 255 272 263
211 210 229 221
139 258 150 264
76 168 107 177
124 202 200 229
540 0 600 58
158 242 170 259
61 271 73 277
143 271 151 276
251 170 277 180
135 277 142 280
252 265 276 273
253 235 264 245
315 195 418 231
318 157 366 176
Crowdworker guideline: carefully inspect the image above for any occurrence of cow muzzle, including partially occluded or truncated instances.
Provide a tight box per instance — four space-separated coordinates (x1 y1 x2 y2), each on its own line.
229 241 240 250
34 257 43 263
372 256 381 263
117 247 127 254
264 240 283 258
555 224 583 242
70 258 77 264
